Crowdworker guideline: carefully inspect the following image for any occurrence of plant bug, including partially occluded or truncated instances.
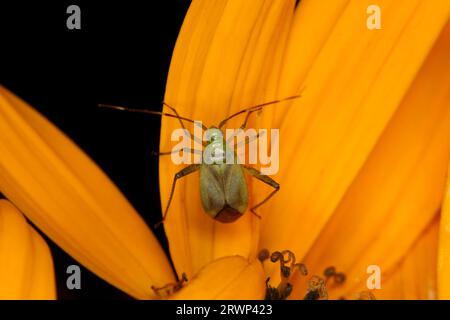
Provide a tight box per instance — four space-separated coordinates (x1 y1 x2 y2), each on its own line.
99 94 300 227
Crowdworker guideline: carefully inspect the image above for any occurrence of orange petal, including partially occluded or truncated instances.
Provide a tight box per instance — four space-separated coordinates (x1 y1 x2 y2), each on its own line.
170 256 265 300
290 19 450 299
373 218 439 300
260 0 450 278
0 200 56 299
161 0 296 278
273 0 349 127
438 155 450 298
0 87 174 299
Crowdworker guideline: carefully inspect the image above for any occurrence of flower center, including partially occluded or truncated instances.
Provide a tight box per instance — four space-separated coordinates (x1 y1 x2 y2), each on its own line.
260 249 376 300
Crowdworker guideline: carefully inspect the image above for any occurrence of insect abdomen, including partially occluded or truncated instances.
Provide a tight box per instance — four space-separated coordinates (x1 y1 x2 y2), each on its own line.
199 164 248 223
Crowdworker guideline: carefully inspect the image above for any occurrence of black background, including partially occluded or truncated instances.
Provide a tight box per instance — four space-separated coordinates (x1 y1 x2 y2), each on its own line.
0 1 190 299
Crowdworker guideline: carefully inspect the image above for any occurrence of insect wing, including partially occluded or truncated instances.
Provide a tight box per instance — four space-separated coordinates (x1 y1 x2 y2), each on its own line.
199 165 226 218
223 164 248 214
199 164 248 220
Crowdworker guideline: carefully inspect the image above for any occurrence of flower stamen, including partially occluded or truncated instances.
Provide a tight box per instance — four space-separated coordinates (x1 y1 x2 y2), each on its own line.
357 291 377 300
323 266 346 286
258 248 270 262
339 290 377 300
304 276 328 300
303 266 346 300
261 250 351 300
261 249 308 300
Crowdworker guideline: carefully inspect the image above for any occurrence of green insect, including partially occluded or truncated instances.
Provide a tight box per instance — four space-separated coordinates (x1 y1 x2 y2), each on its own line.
100 95 299 227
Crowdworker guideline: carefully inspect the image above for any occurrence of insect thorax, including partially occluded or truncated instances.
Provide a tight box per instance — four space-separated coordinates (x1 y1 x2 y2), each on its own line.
203 128 236 165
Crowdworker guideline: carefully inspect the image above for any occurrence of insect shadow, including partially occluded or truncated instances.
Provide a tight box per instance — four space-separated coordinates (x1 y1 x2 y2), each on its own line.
99 94 300 228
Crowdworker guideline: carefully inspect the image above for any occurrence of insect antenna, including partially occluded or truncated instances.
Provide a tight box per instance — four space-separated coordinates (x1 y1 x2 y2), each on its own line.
218 91 304 129
98 102 208 131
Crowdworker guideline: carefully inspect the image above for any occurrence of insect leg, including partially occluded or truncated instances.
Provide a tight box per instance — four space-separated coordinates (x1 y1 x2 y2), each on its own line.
239 107 262 130
231 131 266 155
162 102 187 130
242 165 280 218
218 94 301 129
161 102 206 146
162 102 208 130
154 164 201 228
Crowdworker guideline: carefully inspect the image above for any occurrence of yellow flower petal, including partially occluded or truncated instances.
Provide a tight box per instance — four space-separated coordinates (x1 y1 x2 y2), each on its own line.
170 256 265 300
438 156 450 298
374 218 438 300
0 87 174 299
0 200 56 299
289 20 450 299
161 0 296 278
260 0 450 278
273 0 349 127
